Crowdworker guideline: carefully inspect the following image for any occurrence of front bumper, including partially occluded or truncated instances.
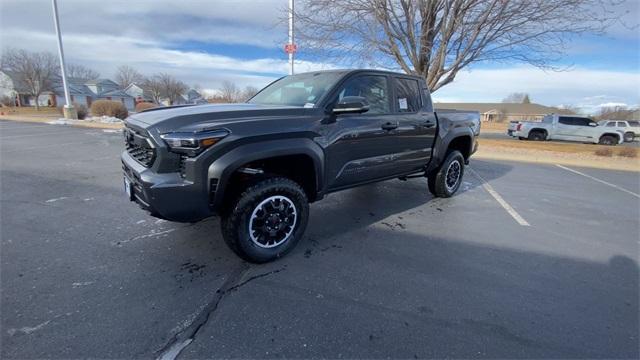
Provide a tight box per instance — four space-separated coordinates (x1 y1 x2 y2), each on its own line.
121 151 213 222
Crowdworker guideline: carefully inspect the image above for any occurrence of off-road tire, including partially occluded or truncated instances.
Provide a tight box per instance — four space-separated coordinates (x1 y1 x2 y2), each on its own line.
428 150 465 198
221 177 309 263
598 135 617 146
528 131 546 141
624 132 635 142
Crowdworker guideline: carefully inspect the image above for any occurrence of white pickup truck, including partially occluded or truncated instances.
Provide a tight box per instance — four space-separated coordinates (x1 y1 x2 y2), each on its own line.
507 114 624 145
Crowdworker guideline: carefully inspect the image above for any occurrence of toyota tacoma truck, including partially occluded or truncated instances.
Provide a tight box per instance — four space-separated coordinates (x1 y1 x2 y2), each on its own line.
507 114 623 145
122 70 480 262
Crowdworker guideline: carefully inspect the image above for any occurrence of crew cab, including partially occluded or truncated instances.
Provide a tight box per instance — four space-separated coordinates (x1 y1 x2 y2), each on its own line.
507 114 623 145
121 69 480 262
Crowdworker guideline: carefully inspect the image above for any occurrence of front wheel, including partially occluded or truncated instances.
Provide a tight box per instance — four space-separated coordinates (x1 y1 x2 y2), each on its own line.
428 151 465 198
598 135 617 146
221 177 309 263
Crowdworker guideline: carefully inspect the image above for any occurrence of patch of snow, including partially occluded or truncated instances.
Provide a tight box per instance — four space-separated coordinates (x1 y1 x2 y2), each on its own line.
86 116 122 124
45 197 68 203
102 129 120 133
72 281 94 288
48 119 73 125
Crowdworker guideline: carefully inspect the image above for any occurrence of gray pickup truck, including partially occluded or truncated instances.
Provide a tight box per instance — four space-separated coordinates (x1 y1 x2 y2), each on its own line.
508 114 624 145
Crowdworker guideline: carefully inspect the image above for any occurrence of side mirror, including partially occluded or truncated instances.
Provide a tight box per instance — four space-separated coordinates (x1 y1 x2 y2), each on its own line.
333 96 369 114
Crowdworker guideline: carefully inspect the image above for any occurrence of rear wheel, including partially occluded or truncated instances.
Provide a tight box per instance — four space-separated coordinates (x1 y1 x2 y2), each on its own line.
624 132 635 142
528 131 546 141
428 151 465 198
598 135 617 146
221 177 309 263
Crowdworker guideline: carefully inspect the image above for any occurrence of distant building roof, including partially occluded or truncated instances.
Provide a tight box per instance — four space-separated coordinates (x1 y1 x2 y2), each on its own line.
434 102 574 115
99 89 133 98
84 78 119 87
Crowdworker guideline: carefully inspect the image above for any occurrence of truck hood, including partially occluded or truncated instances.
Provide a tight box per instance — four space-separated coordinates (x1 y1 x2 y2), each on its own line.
127 103 311 132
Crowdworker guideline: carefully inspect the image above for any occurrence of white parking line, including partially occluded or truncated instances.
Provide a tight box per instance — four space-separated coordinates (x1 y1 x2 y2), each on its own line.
555 164 640 199
468 167 531 226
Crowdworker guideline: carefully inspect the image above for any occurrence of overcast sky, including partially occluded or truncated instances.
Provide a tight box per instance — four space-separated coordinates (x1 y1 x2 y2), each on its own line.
0 0 638 113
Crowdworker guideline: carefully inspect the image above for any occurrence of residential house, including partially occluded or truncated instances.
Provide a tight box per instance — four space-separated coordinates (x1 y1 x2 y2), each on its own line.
124 83 206 106
0 71 135 110
434 102 574 122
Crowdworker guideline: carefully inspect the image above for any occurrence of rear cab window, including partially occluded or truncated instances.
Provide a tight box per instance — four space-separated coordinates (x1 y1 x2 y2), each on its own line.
394 77 421 113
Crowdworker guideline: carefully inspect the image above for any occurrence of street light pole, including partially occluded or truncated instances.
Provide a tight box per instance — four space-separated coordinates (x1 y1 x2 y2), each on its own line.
51 0 76 119
288 0 294 75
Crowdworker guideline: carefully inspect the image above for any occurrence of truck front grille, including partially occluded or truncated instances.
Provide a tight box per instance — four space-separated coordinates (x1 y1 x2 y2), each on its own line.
124 126 156 167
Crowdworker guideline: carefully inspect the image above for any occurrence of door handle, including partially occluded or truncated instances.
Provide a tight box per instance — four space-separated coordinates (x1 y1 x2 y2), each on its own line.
424 122 436 128
381 122 398 131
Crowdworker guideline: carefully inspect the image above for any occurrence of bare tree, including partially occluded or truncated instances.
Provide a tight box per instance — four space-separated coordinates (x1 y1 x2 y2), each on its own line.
219 81 241 102
0 48 58 110
157 73 188 105
115 65 144 89
295 0 624 92
240 86 259 102
141 76 163 104
502 92 531 103
66 63 100 81
595 105 637 120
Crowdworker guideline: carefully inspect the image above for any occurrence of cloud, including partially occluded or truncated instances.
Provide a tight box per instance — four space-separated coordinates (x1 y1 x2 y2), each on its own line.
433 66 639 114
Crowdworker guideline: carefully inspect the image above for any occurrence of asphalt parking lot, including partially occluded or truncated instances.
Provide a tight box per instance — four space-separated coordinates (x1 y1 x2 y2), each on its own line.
1 120 638 359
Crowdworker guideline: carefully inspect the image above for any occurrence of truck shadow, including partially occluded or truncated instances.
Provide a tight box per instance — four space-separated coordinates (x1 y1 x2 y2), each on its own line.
304 159 512 241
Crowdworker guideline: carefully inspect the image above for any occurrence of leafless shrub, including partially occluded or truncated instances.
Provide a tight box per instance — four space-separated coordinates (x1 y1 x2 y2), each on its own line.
90 100 128 119
594 148 613 157
135 102 156 112
617 148 638 158
73 102 88 119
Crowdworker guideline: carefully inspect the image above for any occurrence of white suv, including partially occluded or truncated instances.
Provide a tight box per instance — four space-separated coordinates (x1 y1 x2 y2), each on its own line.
598 120 639 142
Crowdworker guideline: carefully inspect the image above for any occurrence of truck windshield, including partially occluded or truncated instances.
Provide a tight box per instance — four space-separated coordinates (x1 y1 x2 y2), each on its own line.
248 72 344 107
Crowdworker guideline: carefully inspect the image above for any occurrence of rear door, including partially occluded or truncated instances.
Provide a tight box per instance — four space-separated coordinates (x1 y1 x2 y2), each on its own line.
390 76 437 173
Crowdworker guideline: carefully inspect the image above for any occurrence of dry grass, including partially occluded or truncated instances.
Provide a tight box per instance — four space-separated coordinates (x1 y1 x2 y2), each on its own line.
480 121 509 133
477 138 640 172
618 147 638 158
0 106 62 117
478 138 639 156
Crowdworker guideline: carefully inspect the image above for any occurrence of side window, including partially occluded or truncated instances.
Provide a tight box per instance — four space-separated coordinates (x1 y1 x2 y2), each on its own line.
573 117 592 126
606 121 616 127
337 75 390 114
559 117 572 125
617 121 627 127
628 121 639 126
395 78 421 113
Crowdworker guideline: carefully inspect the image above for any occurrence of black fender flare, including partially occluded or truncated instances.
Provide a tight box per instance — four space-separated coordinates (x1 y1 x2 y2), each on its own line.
427 125 475 173
207 138 324 210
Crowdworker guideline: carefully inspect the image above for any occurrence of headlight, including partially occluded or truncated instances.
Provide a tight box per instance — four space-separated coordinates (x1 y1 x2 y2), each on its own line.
160 129 228 156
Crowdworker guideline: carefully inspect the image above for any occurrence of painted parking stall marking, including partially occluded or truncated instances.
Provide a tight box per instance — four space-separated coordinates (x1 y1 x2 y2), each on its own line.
468 167 531 226
555 164 640 199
